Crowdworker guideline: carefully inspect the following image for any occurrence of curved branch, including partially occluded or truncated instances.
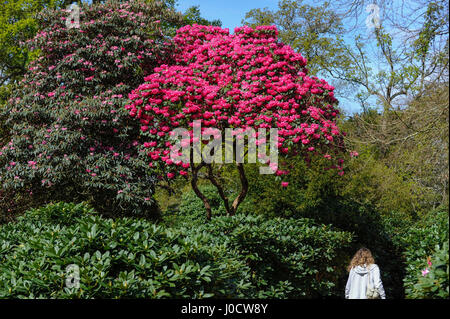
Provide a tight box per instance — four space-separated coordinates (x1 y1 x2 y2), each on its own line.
230 163 248 216
207 164 231 215
190 162 212 220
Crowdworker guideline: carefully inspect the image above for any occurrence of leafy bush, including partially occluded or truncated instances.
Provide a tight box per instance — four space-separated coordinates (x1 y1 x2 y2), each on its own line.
237 158 344 219
399 207 449 298
189 214 353 298
406 241 449 299
0 0 183 219
0 202 251 298
341 146 434 218
0 202 352 298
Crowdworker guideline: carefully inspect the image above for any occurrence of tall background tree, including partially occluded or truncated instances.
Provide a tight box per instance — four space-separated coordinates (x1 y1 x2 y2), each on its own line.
182 5 221 27
0 0 73 103
242 0 353 80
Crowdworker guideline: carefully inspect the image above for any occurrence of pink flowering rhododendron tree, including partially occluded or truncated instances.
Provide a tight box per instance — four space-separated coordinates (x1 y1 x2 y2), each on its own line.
0 0 183 217
127 24 347 219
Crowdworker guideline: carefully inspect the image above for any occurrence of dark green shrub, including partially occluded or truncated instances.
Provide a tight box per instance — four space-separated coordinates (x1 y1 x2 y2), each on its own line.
399 207 449 298
212 215 352 298
0 202 353 298
0 202 251 298
176 212 353 298
406 241 449 299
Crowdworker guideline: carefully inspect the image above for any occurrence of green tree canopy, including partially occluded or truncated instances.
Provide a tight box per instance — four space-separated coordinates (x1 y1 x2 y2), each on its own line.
182 5 221 27
242 0 353 78
0 0 71 88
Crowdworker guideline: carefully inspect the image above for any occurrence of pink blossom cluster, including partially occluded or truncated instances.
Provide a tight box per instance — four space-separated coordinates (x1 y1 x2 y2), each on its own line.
125 24 347 181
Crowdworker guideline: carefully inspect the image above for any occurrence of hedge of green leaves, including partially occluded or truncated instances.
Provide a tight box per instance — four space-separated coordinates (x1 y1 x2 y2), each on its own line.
188 214 353 298
0 202 352 298
399 207 449 298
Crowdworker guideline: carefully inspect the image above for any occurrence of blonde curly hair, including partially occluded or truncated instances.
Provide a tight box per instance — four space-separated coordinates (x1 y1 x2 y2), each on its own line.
348 248 375 272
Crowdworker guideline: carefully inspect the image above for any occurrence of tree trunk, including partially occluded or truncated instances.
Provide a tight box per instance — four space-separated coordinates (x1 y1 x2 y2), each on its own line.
230 163 248 216
191 163 248 219
207 164 231 215
190 163 212 220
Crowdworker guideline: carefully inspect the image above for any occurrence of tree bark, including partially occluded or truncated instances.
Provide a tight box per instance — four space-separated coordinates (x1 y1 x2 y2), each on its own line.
207 164 231 215
190 163 212 220
230 163 248 216
191 163 248 219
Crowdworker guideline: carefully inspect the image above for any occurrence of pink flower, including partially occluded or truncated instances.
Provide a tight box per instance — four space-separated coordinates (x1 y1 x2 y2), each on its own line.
422 268 430 276
167 172 175 179
281 182 289 188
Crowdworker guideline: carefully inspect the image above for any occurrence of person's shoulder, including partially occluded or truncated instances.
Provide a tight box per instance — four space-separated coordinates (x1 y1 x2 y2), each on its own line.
370 264 380 270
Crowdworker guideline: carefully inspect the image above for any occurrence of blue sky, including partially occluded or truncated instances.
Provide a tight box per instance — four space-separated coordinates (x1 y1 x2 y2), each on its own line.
176 0 278 31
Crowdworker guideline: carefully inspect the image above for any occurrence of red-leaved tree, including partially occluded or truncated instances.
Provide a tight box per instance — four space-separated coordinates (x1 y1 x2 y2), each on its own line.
127 24 347 219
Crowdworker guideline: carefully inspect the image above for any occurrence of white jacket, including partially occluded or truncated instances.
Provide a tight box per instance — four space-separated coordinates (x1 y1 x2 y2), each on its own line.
345 264 386 299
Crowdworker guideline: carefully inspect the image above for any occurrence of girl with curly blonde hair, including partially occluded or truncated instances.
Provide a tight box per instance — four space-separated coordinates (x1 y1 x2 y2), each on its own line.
345 248 386 299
